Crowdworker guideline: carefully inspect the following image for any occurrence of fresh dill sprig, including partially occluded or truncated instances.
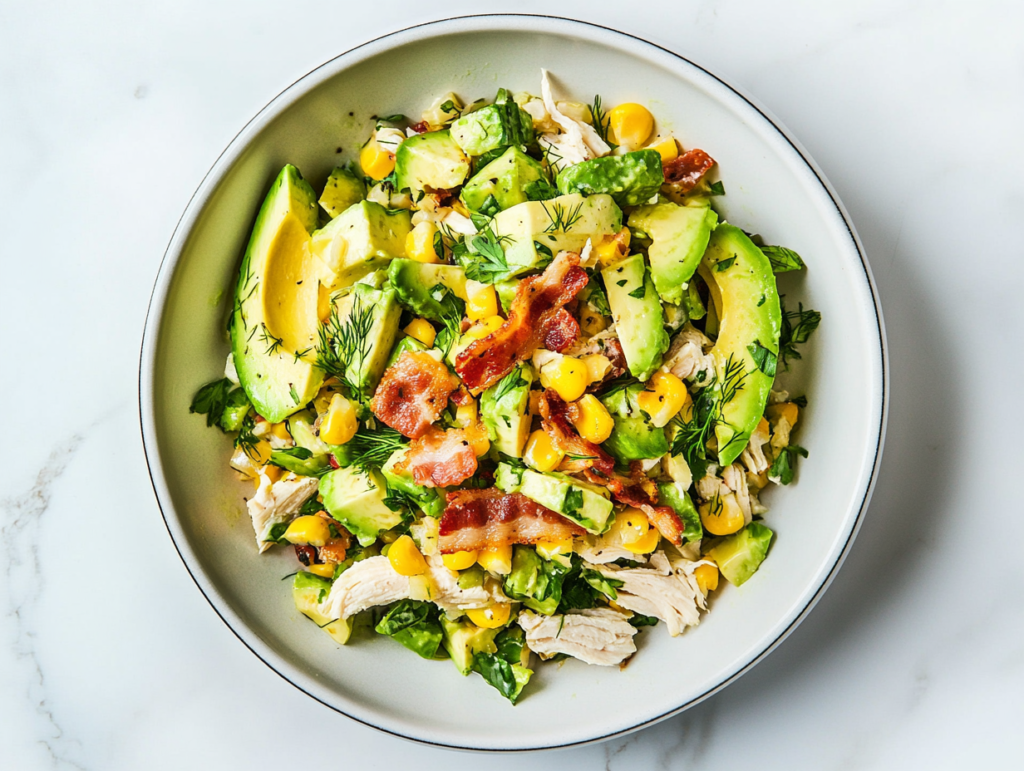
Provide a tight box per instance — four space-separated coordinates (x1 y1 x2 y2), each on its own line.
541 200 585 233
315 295 375 397
589 94 615 147
234 413 259 460
344 426 409 472
464 227 510 284
259 323 285 355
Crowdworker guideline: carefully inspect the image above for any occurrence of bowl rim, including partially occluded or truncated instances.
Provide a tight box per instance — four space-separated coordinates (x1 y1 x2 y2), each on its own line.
138 12 888 752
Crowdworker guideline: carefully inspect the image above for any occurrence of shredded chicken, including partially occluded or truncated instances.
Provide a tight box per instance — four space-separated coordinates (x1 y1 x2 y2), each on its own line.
518 608 637 666
247 472 319 553
537 69 610 171
577 527 648 565
578 238 596 269
373 126 406 154
423 555 510 616
662 323 715 385
722 462 753 525
770 415 794 458
695 467 725 502
567 322 618 358
741 417 772 475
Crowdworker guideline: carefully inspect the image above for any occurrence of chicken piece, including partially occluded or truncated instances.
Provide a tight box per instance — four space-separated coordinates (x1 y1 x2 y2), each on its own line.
662 323 715 385
741 418 772 475
722 462 753 525
589 551 706 637
695 468 726 502
423 555 510 615
536 69 610 172
247 472 319 554
319 556 411 620
518 608 637 666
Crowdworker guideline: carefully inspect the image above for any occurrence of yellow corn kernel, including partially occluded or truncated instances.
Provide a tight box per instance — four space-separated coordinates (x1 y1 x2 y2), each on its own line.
283 515 332 547
476 543 513 575
700 493 746 536
388 535 428 576
616 508 650 543
307 563 336 579
442 550 479 571
593 227 631 267
581 354 612 385
320 393 358 445
571 394 615 444
261 464 285 483
637 371 689 428
404 318 436 347
535 538 574 560
540 356 588 402
359 138 396 180
580 308 609 336
694 561 720 595
524 429 564 472
767 402 800 428
623 526 661 554
405 220 440 263
465 315 505 340
270 421 292 442
609 103 654 150
466 281 499 320
647 135 679 163
466 603 512 629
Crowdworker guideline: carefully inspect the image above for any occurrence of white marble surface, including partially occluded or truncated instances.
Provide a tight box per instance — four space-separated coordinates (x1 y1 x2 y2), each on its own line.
2 1 1022 768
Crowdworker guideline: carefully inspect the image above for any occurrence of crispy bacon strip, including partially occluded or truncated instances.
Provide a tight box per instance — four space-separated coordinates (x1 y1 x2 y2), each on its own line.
663 148 716 193
541 307 581 353
370 350 460 439
585 463 684 546
538 389 616 475
455 251 589 393
439 489 584 553
394 423 488 488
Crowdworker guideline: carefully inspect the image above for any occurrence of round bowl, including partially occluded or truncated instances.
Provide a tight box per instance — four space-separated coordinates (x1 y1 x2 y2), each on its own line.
139 14 886 751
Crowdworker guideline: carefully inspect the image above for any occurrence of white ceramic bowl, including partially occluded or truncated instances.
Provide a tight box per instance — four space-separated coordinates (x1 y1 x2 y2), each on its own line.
140 15 886 751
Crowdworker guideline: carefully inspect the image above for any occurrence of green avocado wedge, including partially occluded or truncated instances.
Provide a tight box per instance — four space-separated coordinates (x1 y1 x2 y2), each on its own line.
628 199 718 305
602 254 670 381
697 224 782 466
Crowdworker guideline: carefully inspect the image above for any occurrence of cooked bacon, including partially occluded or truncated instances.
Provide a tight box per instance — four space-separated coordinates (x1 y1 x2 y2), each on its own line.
584 463 684 546
409 121 429 134
542 307 581 353
318 536 350 564
439 488 584 553
663 149 716 192
394 424 487 488
449 385 473 407
455 251 589 394
370 351 460 439
538 389 616 475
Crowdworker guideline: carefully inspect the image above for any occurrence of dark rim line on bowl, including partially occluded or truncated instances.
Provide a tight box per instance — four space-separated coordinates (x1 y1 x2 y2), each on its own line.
138 13 887 752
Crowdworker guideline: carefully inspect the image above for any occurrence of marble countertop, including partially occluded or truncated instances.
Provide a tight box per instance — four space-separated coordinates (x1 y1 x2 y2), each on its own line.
2 2 1022 768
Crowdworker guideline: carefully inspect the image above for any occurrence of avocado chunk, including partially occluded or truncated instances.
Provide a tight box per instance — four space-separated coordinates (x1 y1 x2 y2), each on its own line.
628 199 718 305
286 409 330 456
310 200 410 291
696 224 782 465
603 416 668 463
319 466 404 546
496 465 614 534
395 130 470 191
318 165 366 219
292 572 352 644
479 364 534 457
556 150 664 206
503 545 571 615
449 90 534 157
440 617 500 675
327 282 402 399
387 259 469 323
708 522 774 586
381 449 445 518
385 335 427 369
230 164 324 423
657 482 702 543
602 254 670 381
493 193 622 277
460 147 554 213
494 277 520 314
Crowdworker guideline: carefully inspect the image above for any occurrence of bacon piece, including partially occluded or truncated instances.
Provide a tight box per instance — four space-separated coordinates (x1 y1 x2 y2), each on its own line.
394 423 488 488
439 489 584 553
538 389 615 475
455 251 589 394
584 464 684 546
370 351 460 439
663 149 716 193
541 307 581 353
409 121 429 134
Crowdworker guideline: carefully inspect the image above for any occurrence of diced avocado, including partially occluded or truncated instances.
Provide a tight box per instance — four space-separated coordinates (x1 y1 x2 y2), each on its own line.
494 277 520 313
503 546 571 615
602 254 670 381
556 150 663 206
330 282 402 398
604 416 668 463
441 617 499 676
449 91 534 157
230 165 324 423
319 466 404 546
318 165 366 219
387 258 469 323
479 364 534 457
381 449 445 518
628 200 718 305
683 281 706 321
497 467 613 534
394 130 470 191
292 572 352 644
310 200 410 291
219 388 251 432
708 522 774 586
493 193 622 277
598 381 644 418
269 447 330 477
385 335 428 369
286 409 330 455
696 224 782 465
657 482 702 543
460 147 553 213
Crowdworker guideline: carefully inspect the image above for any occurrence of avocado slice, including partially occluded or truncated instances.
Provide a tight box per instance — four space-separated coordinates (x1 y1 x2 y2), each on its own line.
449 91 534 157
602 254 670 381
460 147 554 213
603 415 668 463
230 165 324 423
310 200 410 291
318 165 366 220
329 282 402 399
319 466 404 546
493 193 622 277
497 465 614 534
556 150 664 206
395 130 470 191
387 259 469 323
381 449 445 519
440 616 500 676
628 199 718 305
708 522 774 586
697 224 782 466
657 482 702 543
479 364 534 457
292 572 352 644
